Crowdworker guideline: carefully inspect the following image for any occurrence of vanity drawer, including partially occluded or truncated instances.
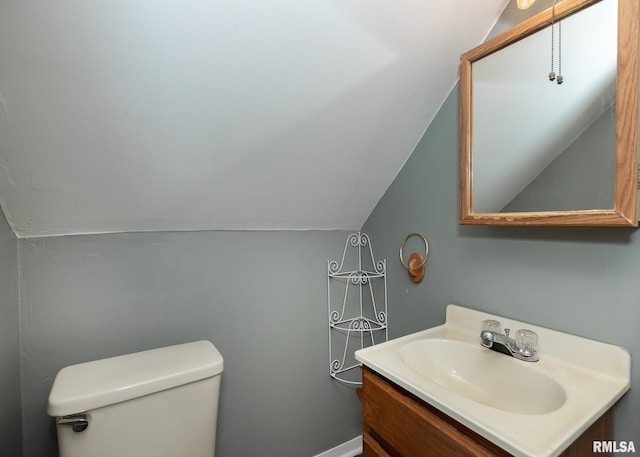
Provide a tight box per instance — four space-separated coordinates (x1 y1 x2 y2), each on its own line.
363 432 391 457
361 367 509 457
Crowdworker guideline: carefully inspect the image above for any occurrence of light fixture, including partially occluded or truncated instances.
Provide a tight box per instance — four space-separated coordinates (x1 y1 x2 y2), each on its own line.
516 0 537 9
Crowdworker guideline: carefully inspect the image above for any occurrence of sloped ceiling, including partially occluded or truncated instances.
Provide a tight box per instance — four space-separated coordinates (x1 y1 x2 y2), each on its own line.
0 0 508 238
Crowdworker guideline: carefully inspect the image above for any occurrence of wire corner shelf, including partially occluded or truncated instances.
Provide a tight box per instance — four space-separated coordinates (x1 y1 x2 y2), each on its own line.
327 232 388 386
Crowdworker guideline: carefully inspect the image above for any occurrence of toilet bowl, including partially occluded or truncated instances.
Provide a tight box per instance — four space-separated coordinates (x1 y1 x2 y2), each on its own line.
47 340 223 457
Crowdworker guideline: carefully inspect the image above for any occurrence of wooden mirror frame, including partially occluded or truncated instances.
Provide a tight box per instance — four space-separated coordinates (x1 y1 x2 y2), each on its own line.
460 0 639 226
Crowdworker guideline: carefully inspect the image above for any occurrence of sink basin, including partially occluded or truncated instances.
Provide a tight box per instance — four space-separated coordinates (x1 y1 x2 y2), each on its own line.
399 339 566 414
355 304 631 457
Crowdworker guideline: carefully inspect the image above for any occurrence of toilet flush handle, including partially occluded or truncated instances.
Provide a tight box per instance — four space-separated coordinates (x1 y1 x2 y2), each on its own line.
58 414 90 433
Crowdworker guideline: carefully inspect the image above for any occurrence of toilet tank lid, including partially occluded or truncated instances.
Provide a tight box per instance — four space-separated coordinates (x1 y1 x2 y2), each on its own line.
47 340 223 417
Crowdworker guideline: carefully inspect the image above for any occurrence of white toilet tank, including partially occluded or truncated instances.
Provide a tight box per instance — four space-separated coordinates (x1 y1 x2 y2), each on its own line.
47 341 223 457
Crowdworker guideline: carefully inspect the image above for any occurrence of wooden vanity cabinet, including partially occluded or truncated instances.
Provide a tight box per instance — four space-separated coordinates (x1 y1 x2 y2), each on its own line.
360 367 613 457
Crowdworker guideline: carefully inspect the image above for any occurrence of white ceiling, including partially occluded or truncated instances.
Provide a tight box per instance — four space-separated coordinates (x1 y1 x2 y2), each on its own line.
0 0 508 238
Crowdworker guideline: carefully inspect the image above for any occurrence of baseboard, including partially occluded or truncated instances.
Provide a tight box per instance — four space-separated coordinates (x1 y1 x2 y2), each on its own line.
313 435 362 457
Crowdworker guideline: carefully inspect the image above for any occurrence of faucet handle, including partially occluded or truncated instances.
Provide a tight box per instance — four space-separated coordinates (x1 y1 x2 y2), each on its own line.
515 329 538 355
481 319 502 334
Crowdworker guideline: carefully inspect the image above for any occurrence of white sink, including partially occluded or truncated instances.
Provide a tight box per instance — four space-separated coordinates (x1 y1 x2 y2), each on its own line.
355 304 630 457
399 339 566 414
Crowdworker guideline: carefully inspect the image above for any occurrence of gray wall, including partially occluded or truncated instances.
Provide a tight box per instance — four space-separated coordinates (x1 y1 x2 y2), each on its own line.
18 230 362 457
0 207 21 455
362 83 640 445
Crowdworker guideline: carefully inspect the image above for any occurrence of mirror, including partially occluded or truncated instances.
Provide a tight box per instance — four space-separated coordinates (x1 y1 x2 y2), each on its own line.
460 0 639 226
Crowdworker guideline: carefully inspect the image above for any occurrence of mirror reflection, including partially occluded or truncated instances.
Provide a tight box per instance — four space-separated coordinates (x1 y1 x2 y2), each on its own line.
472 0 617 213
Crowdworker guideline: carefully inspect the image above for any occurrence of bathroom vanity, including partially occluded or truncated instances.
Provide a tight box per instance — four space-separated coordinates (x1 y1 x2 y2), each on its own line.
360 367 612 457
355 305 630 457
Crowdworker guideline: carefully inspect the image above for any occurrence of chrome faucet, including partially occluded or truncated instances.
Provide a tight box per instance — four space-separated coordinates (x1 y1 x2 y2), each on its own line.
480 320 539 362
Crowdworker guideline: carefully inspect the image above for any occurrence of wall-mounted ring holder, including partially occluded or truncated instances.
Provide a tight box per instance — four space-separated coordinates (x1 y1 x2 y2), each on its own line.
400 232 429 283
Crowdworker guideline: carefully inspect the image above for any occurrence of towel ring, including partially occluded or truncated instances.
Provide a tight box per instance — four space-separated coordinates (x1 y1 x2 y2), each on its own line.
399 232 429 283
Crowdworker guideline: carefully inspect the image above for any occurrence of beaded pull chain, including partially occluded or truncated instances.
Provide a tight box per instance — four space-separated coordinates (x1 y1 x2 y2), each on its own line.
549 0 563 84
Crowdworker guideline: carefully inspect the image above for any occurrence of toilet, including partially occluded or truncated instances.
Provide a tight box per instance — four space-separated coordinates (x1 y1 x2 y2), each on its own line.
47 340 223 457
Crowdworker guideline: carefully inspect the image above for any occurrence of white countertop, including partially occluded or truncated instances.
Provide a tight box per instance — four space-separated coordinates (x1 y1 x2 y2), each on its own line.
355 304 631 457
